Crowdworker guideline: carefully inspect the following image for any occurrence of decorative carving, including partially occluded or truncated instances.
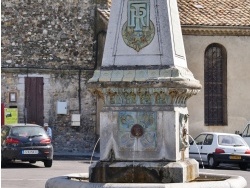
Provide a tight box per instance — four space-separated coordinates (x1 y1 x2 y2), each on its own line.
124 88 136 104
108 88 117 104
118 111 157 151
179 113 189 152
169 88 199 105
91 87 199 106
92 88 104 100
119 112 135 129
122 0 155 52
138 112 155 129
169 89 179 104
138 89 151 104
154 89 167 104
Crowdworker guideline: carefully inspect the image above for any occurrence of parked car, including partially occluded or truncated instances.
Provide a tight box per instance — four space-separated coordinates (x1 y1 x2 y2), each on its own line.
241 122 250 146
189 132 250 170
1 123 53 167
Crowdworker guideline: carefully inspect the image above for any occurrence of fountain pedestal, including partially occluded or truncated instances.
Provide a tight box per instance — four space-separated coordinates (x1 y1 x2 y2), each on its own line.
88 73 200 183
87 0 201 183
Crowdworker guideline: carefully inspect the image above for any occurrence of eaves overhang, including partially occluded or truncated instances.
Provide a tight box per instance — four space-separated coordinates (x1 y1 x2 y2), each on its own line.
181 25 250 36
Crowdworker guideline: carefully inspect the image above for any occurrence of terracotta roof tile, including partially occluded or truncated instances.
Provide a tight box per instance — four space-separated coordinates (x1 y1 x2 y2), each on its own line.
100 0 250 27
107 0 112 8
98 8 110 21
178 0 250 26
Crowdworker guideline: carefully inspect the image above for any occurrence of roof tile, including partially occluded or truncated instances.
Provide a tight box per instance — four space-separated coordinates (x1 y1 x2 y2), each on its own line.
100 0 250 27
178 0 250 26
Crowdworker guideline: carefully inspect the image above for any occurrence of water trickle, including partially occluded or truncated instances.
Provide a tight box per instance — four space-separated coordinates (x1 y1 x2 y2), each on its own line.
90 137 100 164
188 135 205 169
132 138 137 183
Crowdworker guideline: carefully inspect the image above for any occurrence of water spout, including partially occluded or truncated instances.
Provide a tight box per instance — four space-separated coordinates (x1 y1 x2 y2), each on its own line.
188 134 205 169
90 137 100 164
132 140 137 183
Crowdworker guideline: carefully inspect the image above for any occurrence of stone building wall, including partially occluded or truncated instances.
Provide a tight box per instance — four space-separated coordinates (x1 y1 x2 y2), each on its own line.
184 35 250 137
1 0 109 153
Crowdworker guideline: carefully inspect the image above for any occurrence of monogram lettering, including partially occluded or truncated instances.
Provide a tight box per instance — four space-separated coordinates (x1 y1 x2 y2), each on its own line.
128 3 149 32
122 0 155 52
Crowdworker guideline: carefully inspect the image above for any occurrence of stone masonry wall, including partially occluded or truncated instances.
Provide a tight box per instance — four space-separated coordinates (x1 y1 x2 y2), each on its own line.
1 70 97 153
2 0 102 68
1 0 109 153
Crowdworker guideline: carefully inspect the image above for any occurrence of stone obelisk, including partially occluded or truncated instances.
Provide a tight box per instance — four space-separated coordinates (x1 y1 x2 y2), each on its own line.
88 0 201 183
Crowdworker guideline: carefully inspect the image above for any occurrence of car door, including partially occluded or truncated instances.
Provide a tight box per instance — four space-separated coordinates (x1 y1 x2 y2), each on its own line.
199 134 214 162
189 133 214 163
189 133 207 162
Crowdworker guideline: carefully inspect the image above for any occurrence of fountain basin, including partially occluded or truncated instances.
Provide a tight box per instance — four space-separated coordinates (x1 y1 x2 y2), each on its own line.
89 159 199 183
45 172 247 188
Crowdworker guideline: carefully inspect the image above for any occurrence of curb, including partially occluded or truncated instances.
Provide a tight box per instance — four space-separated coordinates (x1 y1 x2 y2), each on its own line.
53 153 100 160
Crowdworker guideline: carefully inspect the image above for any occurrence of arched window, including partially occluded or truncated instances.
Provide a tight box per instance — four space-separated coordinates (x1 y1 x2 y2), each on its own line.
204 43 227 126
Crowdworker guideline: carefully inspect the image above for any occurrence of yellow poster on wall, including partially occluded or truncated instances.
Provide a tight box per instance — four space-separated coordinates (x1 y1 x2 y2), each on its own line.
4 108 18 124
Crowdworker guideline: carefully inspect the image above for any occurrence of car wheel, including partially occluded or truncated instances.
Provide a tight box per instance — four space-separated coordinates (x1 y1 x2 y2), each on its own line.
29 160 36 164
239 163 248 171
44 159 52 167
208 155 218 168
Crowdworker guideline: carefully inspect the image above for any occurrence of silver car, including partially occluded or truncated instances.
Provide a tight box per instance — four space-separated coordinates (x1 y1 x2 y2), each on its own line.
189 132 250 170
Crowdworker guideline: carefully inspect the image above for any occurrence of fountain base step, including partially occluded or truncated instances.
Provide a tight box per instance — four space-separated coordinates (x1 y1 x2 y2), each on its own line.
89 159 199 183
45 172 247 188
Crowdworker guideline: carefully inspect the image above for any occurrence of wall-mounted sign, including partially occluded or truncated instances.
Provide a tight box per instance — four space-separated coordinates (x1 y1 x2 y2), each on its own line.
4 108 18 124
9 92 17 102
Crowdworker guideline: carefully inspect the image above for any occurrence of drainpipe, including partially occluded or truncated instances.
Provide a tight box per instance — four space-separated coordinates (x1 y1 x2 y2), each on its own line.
78 69 82 114
24 67 29 125
92 30 106 138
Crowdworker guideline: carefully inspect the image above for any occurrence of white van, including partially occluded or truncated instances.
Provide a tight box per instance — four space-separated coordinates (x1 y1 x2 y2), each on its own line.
242 122 250 147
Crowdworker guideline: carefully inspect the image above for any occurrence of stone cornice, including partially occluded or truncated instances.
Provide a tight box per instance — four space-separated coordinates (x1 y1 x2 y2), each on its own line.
182 25 250 36
90 87 199 106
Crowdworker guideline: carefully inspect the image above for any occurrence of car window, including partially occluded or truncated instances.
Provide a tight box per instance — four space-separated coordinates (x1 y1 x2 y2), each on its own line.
242 124 250 137
203 134 213 145
10 126 47 138
194 134 207 145
218 135 245 146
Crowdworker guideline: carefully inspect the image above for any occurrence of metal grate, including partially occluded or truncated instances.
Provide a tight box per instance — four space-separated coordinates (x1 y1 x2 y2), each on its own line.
204 44 226 126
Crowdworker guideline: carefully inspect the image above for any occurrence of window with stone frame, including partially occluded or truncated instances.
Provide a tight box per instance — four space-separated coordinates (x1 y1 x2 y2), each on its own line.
204 43 227 126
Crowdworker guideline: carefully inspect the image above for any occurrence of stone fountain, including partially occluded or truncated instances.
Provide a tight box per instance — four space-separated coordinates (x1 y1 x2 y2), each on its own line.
46 0 247 187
